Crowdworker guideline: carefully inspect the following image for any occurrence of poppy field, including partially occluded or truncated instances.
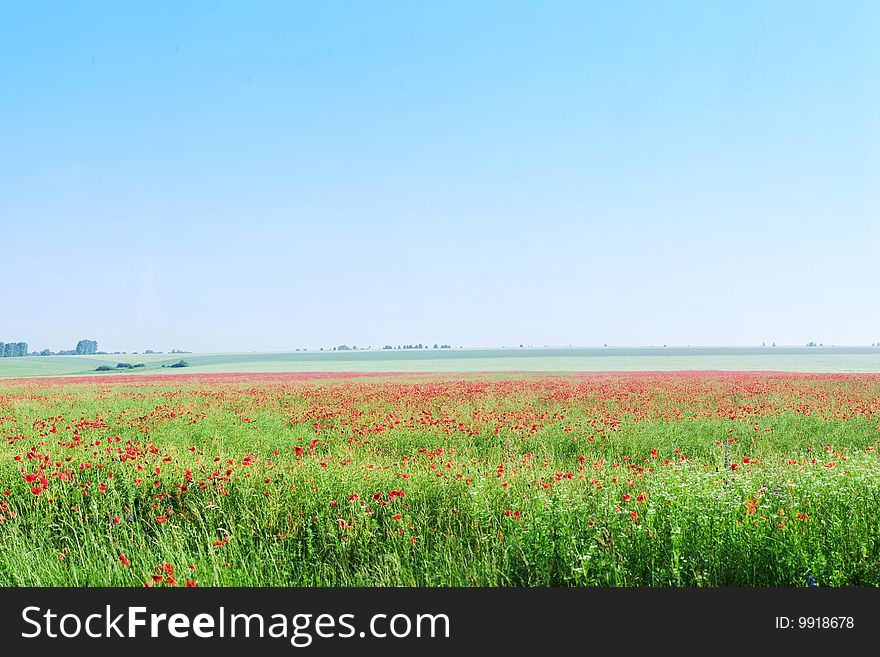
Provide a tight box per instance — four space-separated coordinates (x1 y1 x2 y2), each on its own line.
1 371 879 587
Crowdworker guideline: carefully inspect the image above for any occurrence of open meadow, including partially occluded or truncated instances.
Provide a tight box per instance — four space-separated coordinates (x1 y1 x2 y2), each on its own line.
2 346 880 378
1 369 879 587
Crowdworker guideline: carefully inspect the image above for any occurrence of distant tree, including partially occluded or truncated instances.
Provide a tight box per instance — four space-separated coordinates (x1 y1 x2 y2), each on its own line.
2 343 12 358
16 342 28 357
76 339 98 355
337 345 351 351
145 350 155 354
169 360 189 368
95 365 113 371
0 342 4 357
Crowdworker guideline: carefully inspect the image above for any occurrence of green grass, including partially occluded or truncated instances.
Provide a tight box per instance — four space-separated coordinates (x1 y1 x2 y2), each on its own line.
1 372 880 586
3 346 880 379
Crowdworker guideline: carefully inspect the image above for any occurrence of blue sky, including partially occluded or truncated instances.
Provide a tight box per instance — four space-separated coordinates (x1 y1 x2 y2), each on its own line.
2 1 878 352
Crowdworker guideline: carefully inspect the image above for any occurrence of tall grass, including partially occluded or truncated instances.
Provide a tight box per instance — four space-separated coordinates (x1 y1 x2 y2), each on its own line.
1 373 878 586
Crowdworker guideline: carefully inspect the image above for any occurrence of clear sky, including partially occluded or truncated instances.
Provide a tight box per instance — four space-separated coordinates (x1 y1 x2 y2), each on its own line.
2 1 878 353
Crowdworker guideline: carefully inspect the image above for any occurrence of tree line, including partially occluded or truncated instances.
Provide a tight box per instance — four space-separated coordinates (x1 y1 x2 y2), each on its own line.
0 342 29 357
0 338 98 357
0 339 195 358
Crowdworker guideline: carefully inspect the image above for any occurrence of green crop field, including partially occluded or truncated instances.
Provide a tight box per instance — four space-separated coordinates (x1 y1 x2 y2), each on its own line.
2 370 880 586
3 346 880 379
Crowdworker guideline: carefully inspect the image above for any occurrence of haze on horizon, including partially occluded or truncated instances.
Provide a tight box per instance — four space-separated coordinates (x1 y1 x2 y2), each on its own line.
2 2 878 354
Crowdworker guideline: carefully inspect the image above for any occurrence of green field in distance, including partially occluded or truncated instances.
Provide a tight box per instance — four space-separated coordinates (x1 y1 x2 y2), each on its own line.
2 346 880 379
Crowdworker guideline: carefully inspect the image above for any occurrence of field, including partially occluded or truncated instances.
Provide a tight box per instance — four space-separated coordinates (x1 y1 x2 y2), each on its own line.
3 346 880 379
1 371 880 587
